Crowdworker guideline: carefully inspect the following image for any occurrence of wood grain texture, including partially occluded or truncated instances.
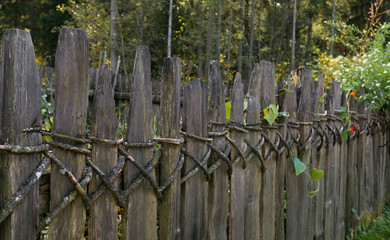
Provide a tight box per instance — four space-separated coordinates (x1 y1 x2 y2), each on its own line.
245 63 263 239
296 67 313 240
275 77 287 240
285 70 299 240
89 64 118 239
229 73 245 240
259 60 276 240
123 46 157 240
207 60 228 240
159 58 181 240
49 27 89 240
181 78 208 240
314 71 325 239
0 29 41 240
356 88 367 215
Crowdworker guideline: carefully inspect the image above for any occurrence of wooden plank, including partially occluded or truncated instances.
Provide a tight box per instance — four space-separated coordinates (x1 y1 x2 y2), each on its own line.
123 46 157 240
259 60 276 240
296 67 313 240
245 63 263 239
229 73 245 240
207 60 228 240
0 29 42 240
275 77 287 240
49 27 89 239
88 64 118 239
323 82 337 240
356 88 367 215
181 78 208 239
364 112 374 214
345 98 359 231
285 70 299 240
314 71 325 239
158 58 181 240
336 90 347 239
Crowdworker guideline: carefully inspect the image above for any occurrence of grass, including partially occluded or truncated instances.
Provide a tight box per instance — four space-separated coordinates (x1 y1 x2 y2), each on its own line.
346 204 390 240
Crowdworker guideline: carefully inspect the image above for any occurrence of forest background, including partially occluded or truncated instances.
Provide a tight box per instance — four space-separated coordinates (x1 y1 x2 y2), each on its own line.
0 0 389 101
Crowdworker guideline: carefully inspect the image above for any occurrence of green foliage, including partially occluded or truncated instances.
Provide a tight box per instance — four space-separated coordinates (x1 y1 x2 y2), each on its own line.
311 168 324 180
263 104 278 125
225 101 231 120
347 204 390 240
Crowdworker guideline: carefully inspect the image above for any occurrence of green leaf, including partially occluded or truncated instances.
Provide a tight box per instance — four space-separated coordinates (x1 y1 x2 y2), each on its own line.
279 111 290 117
243 97 248 111
263 104 278 125
341 130 348 140
341 112 348 119
293 157 306 176
311 168 324 180
225 101 231 120
343 86 353 92
341 106 347 112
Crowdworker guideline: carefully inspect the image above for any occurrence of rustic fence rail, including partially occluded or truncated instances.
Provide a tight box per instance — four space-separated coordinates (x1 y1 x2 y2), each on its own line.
0 28 389 240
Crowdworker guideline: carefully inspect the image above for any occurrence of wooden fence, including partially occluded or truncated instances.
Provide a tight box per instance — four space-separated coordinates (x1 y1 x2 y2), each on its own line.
0 27 389 240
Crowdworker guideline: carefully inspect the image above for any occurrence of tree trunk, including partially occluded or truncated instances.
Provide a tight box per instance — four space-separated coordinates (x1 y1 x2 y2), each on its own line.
330 0 336 56
206 5 215 73
248 0 255 88
167 0 173 57
291 0 297 70
111 0 119 71
139 0 145 43
226 11 233 92
305 15 313 63
217 0 222 64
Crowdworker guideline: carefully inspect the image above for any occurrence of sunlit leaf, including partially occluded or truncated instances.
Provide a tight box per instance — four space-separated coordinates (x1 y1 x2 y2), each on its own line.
311 168 324 180
263 104 278 125
341 130 348 140
225 101 231 120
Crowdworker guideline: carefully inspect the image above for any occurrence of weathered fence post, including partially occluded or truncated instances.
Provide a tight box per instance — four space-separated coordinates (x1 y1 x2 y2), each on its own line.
49 27 89 239
181 78 208 239
245 64 263 239
123 46 157 240
276 77 287 240
259 60 277 240
229 73 245 240
335 90 347 239
158 58 182 239
314 71 326 239
285 70 299 240
88 64 118 239
296 67 313 239
207 60 228 240
345 96 359 231
0 29 42 240
356 88 368 215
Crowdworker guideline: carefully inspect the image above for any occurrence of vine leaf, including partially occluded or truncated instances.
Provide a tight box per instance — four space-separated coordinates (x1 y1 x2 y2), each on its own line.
341 130 348 140
263 104 278 125
225 101 231 120
311 168 324 180
293 157 306 176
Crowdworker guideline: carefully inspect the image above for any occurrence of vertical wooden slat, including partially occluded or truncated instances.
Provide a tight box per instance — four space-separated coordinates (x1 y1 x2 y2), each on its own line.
181 78 208 239
314 71 325 239
0 29 41 240
285 70 299 240
275 77 287 240
49 27 89 240
364 113 375 214
336 91 348 239
356 88 367 215
159 58 181 240
259 60 276 240
89 64 118 239
245 63 263 239
207 60 228 240
296 67 313 239
229 73 245 240
123 46 157 240
345 97 359 231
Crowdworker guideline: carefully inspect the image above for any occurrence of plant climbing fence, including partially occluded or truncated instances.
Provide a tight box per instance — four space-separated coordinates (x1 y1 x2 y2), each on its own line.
0 27 389 240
